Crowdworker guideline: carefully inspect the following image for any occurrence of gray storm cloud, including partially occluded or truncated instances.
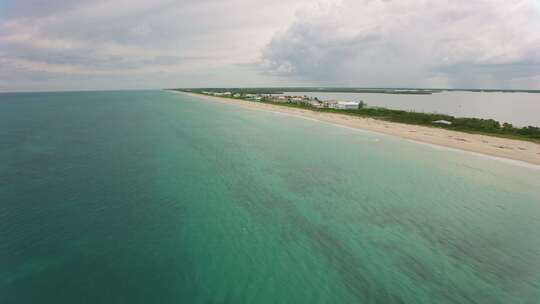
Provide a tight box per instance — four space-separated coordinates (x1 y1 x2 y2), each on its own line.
260 0 540 88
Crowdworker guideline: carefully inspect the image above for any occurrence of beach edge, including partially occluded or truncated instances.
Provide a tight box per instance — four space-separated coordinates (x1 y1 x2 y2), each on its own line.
172 90 540 167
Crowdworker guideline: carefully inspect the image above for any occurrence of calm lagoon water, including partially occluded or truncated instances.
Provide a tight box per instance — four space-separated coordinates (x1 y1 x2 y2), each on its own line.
1 90 539 303
284 91 540 127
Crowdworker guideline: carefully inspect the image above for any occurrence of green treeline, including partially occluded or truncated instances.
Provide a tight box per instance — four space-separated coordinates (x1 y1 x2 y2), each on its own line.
181 87 540 94
286 103 540 142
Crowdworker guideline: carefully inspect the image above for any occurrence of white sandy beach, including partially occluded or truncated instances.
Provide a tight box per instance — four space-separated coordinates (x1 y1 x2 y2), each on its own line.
178 91 540 166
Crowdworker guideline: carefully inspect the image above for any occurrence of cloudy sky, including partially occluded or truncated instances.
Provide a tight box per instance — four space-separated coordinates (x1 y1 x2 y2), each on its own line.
1 0 539 91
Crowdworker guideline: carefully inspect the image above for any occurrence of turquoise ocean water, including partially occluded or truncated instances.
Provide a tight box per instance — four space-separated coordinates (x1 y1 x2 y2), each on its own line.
1 90 539 303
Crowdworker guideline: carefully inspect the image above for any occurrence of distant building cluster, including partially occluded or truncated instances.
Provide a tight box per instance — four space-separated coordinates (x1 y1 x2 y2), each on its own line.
200 91 365 110
202 91 233 97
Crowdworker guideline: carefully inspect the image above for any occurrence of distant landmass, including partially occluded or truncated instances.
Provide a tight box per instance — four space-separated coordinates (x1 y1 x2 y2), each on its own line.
177 87 540 95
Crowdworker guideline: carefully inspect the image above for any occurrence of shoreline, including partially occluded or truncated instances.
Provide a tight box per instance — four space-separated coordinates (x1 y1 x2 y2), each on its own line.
174 91 540 166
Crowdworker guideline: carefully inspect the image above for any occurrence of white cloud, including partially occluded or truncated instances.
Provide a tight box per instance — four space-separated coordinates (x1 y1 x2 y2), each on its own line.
260 0 540 88
0 0 319 91
0 0 539 91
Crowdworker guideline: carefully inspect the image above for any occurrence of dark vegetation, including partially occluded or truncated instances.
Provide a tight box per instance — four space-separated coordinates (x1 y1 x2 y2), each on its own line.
182 88 439 95
271 102 540 142
180 87 540 95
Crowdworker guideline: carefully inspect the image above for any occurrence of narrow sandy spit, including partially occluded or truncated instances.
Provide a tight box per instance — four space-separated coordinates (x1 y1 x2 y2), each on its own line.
175 91 540 166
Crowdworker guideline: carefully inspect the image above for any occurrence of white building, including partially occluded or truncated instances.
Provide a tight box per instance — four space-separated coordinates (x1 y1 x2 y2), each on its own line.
270 96 288 103
310 102 324 108
324 100 339 108
334 101 360 110
213 92 231 96
432 120 452 125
